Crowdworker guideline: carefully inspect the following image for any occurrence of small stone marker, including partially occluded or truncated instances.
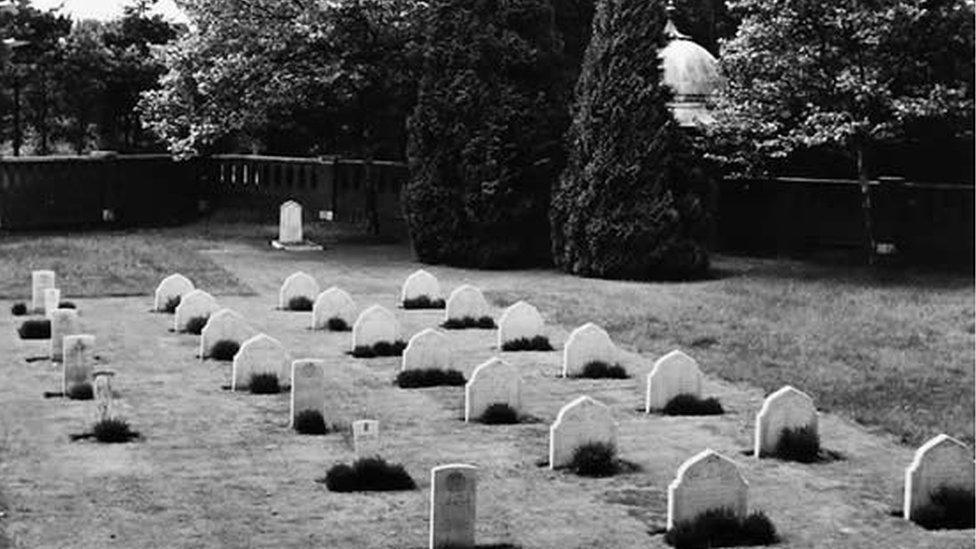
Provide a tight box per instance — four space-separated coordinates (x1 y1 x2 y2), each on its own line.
62 334 95 393
562 322 616 377
445 284 490 321
93 370 115 421
43 288 61 318
154 273 194 311
278 271 320 309
173 289 219 332
549 395 616 469
754 385 818 457
290 359 325 427
278 200 303 244
402 328 451 371
232 333 290 391
351 305 399 350
401 269 442 303
464 358 521 422
430 463 477 549
199 308 256 359
903 434 975 521
497 301 545 348
311 287 356 329
50 309 80 362
31 270 55 312
667 449 748 530
645 350 703 412
352 419 380 458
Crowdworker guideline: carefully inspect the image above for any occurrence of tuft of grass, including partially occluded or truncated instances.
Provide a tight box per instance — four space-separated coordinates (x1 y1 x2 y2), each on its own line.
665 508 778 548
209 339 240 361
501 335 553 352
183 315 209 335
59 301 76 310
162 295 181 313
770 425 821 463
351 340 407 358
11 302 27 316
287 295 314 311
92 418 140 443
442 315 497 330
248 372 281 394
402 295 446 309
66 383 94 400
662 394 724 416
574 361 629 379
395 368 466 388
351 345 377 358
912 487 976 530
480 403 519 424
320 457 417 492
17 319 51 339
326 317 350 331
294 409 329 435
568 442 619 477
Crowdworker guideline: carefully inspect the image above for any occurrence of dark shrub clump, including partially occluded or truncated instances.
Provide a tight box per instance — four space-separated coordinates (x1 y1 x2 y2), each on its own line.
11 302 27 316
162 295 181 313
402 295 446 309
568 441 619 477
576 361 629 379
248 373 282 394
183 315 209 335
352 340 407 358
326 317 350 331
17 319 51 339
322 457 417 492
92 418 139 443
442 316 497 330
396 368 466 388
771 425 820 463
351 345 377 358
294 409 329 435
501 335 553 352
662 394 724 416
67 383 94 400
912 487 976 530
665 508 778 548
480 403 519 424
287 295 314 311
209 339 240 361
59 301 76 310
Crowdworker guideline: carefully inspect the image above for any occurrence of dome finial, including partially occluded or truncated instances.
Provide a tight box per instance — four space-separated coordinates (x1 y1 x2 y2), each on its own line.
664 0 689 40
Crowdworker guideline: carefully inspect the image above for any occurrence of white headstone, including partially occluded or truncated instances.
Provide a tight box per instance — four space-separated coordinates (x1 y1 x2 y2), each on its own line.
430 464 477 549
903 434 976 521
351 305 399 350
43 288 61 318
549 395 617 469
311 287 357 330
562 322 617 377
199 308 257 359
402 328 451 371
278 271 320 309
497 301 545 348
232 333 290 391
173 289 219 332
278 200 303 244
50 309 80 362
62 334 95 394
754 385 818 457
154 273 194 311
464 358 521 422
645 350 703 411
401 269 442 303
667 449 748 530
290 359 325 428
445 284 491 321
31 270 55 312
93 371 115 422
352 419 380 458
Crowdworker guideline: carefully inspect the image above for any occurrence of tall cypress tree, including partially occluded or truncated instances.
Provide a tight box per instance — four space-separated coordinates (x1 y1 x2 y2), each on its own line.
551 0 710 280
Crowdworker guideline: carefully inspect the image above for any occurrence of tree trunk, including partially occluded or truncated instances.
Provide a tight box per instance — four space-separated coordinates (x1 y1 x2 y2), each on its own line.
856 145 876 265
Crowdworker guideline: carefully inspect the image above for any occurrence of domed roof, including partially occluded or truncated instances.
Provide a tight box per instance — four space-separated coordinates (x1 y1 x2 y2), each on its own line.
659 21 720 98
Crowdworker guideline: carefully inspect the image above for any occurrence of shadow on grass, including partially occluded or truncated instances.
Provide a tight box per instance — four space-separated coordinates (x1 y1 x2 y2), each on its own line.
739 447 845 463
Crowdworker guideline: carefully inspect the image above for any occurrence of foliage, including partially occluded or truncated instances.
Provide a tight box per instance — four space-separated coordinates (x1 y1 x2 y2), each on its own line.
352 340 407 358
500 336 553 352
568 441 618 477
321 457 417 492
58 301 76 309
665 508 778 548
326 317 350 331
480 403 519 424
401 295 445 309
92 417 139 443
771 425 821 463
442 316 496 329
912 487 976 530
183 315 208 335
395 368 466 388
66 383 94 400
248 373 281 394
10 302 27 316
209 339 240 360
17 319 50 339
662 394 724 415
162 295 181 313
286 296 313 311
575 361 628 379
294 409 329 435
551 0 711 280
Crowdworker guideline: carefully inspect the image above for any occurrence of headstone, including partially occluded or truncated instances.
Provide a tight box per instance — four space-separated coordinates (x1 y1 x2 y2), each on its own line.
401 269 442 303
549 395 617 469
351 305 399 350
290 359 325 427
667 449 748 530
199 308 257 359
93 371 115 421
173 289 219 332
232 333 290 391
311 287 357 329
62 334 95 393
278 271 320 309
497 301 545 348
278 200 303 244
430 464 477 549
562 322 617 377
402 328 451 371
754 385 818 457
645 350 703 412
445 284 491 321
50 309 80 362
31 270 55 312
903 434 975 521
154 273 194 311
43 288 61 318
464 358 521 422
352 419 380 458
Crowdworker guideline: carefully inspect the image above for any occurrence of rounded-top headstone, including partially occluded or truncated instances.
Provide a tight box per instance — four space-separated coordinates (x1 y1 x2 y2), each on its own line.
290 359 325 427
903 434 975 521
279 271 320 309
173 289 219 332
562 322 616 377
199 308 257 358
154 273 194 311
430 463 477 549
667 449 748 530
31 270 56 312
549 395 617 469
311 287 357 329
232 333 290 391
279 200 304 244
464 357 521 422
497 301 545 348
754 385 818 457
645 350 703 411
445 284 490 321
351 304 399 350
402 328 451 371
50 308 81 362
401 269 442 303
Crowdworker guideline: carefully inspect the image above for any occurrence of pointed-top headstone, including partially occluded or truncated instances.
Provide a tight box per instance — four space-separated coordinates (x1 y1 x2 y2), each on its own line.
497 300 545 348
279 271 320 309
445 284 491 321
645 349 703 411
903 434 975 521
173 289 219 332
549 395 616 468
401 269 442 303
464 357 521 422
351 304 399 350
562 322 616 377
154 273 194 311
667 449 748 530
402 328 451 371
754 385 818 457
311 287 357 330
